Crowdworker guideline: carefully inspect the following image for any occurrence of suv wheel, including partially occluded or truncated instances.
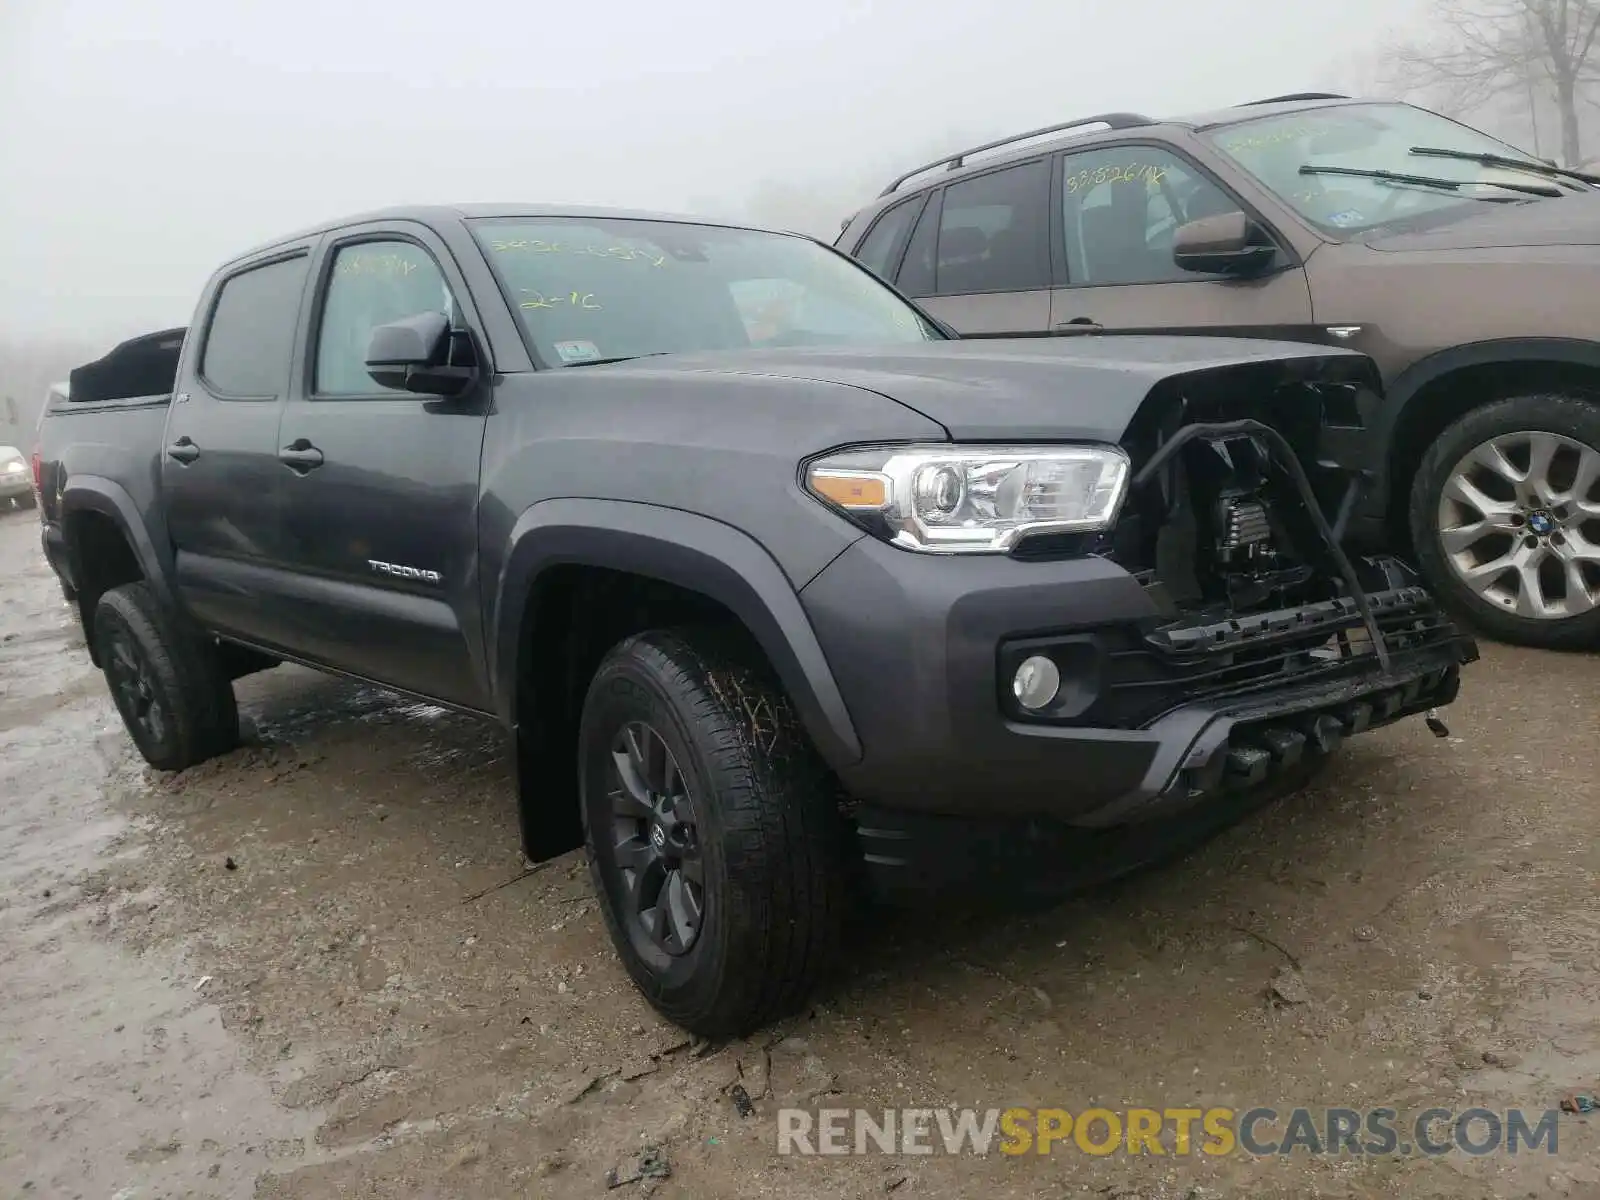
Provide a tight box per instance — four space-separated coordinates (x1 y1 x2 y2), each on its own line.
93 581 240 770
1410 394 1600 649
578 628 845 1037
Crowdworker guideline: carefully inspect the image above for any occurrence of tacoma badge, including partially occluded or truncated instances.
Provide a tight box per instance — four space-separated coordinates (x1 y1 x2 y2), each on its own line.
368 559 442 584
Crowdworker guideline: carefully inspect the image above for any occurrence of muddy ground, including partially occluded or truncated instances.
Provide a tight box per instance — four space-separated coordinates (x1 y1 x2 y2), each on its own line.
1 508 1598 1200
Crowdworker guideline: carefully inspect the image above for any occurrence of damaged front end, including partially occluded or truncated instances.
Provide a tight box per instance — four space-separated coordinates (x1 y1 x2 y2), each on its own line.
1020 358 1479 823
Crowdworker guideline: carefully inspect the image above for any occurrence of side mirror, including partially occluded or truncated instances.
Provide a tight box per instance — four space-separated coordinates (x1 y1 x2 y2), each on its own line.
365 311 477 396
1172 212 1276 277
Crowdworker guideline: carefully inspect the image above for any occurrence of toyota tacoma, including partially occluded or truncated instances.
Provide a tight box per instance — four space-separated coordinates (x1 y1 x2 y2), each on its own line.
35 204 1477 1035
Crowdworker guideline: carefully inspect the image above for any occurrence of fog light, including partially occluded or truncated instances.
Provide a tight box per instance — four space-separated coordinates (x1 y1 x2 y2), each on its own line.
1012 655 1061 711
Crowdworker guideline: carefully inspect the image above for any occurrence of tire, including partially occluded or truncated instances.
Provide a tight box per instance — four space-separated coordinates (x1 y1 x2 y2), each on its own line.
578 627 845 1038
92 581 240 771
1409 394 1600 650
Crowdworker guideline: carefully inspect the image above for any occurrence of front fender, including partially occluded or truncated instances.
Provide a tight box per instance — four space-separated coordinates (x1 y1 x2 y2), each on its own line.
1385 336 1600 429
490 498 863 770
1348 337 1600 540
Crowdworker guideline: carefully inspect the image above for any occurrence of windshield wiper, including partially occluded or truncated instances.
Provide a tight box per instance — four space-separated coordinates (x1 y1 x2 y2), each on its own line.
1409 145 1600 189
1298 163 1561 199
560 352 670 368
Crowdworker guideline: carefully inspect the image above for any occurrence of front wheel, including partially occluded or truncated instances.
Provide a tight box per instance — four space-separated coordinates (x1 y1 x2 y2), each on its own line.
578 628 845 1038
1410 394 1600 650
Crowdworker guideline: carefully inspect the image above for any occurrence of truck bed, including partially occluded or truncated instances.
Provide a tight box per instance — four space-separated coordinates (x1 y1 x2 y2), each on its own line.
36 328 185 597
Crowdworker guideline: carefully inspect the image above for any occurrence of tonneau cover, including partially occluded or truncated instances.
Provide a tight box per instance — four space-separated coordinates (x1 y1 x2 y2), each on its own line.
68 326 187 403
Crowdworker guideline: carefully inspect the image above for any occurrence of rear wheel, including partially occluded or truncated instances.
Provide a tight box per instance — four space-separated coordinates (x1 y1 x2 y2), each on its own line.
578 628 845 1037
93 582 240 770
1410 394 1600 650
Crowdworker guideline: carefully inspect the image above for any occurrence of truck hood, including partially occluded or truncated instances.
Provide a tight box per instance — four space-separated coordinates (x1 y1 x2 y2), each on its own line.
624 337 1374 442
1362 192 1600 252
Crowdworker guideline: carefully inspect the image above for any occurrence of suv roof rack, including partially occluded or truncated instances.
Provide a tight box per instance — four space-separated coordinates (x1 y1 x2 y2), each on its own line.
1239 92 1350 106
878 112 1154 196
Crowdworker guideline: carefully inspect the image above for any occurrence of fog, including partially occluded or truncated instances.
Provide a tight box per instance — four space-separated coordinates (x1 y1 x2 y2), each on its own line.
2 0 1428 355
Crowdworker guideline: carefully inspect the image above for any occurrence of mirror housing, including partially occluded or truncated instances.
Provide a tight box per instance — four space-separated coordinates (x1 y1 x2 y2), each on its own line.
1172 212 1277 277
365 311 477 396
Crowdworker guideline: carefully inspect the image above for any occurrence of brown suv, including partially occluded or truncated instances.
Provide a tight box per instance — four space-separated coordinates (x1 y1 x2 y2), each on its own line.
836 93 1600 649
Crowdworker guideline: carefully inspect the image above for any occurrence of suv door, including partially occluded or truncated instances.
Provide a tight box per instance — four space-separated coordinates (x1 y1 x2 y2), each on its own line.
272 224 494 711
892 158 1053 335
162 248 312 644
1050 143 1314 336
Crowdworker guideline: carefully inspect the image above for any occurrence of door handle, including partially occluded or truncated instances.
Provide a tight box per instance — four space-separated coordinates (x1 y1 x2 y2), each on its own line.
166 437 200 464
278 439 324 473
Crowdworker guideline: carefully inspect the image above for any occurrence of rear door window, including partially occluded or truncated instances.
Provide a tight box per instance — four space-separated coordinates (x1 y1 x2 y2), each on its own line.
896 194 940 296
200 255 310 398
851 196 923 280
932 160 1050 295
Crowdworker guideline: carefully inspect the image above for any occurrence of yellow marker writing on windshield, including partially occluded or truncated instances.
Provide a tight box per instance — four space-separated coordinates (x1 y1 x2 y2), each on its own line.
519 290 601 311
492 240 667 268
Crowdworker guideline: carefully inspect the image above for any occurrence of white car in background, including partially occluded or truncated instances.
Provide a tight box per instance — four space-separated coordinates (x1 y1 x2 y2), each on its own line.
1 444 33 510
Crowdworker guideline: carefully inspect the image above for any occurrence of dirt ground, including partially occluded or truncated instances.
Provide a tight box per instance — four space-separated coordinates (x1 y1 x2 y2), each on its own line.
2 508 1598 1200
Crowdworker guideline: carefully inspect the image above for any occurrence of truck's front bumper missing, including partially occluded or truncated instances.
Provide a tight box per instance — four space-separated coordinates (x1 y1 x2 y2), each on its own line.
799 536 1477 902
850 647 1465 901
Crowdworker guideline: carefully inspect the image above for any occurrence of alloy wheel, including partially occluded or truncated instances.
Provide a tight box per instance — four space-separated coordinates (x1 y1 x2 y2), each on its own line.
1437 430 1600 620
606 721 704 957
104 627 168 747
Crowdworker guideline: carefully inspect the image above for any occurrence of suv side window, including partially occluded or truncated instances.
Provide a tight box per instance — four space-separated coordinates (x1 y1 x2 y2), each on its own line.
200 254 310 397
932 160 1050 295
315 240 458 396
896 194 940 296
1060 146 1241 286
853 196 922 280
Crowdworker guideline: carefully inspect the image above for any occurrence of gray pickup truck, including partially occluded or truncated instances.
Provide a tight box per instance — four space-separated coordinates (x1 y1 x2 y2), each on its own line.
35 204 1477 1035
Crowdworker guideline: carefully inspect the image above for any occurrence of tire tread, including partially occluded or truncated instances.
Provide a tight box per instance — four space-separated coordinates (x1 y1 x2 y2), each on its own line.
582 626 845 1037
94 581 240 769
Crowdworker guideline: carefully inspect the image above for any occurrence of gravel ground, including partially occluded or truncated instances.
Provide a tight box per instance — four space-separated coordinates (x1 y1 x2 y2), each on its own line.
1 506 1597 1200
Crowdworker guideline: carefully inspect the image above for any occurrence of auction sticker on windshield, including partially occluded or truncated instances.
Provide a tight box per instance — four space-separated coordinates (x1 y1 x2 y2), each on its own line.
554 339 603 364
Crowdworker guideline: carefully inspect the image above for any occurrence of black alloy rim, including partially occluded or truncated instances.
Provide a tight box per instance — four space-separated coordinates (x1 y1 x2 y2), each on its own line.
105 626 167 747
606 720 704 957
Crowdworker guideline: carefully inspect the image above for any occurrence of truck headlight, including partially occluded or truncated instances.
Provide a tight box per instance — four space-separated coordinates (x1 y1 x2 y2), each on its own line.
804 443 1130 553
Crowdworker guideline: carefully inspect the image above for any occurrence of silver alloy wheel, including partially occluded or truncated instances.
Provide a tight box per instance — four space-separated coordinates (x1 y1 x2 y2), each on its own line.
1437 430 1600 619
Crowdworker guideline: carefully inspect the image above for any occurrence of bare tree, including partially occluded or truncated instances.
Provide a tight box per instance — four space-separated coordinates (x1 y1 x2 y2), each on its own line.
1389 0 1600 165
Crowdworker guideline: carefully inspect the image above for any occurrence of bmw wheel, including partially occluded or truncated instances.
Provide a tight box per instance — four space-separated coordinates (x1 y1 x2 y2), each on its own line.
1410 394 1600 649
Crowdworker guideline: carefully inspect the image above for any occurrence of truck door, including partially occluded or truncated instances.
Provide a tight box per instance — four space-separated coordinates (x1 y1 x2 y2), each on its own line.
272 222 493 711
162 247 313 644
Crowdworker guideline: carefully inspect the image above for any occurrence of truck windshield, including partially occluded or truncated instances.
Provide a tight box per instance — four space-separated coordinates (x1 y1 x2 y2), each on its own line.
469 216 941 366
1204 101 1589 236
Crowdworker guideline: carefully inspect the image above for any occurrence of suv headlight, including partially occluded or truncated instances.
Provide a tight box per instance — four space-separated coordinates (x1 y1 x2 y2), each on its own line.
804 443 1130 553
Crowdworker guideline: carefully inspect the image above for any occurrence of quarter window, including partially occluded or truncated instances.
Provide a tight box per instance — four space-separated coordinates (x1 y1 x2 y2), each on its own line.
932 160 1050 295
200 255 309 397
315 240 458 396
852 196 922 280
1060 147 1241 286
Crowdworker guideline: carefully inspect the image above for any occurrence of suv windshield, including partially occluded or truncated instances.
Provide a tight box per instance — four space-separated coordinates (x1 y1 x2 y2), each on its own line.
1205 101 1587 235
469 216 941 366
